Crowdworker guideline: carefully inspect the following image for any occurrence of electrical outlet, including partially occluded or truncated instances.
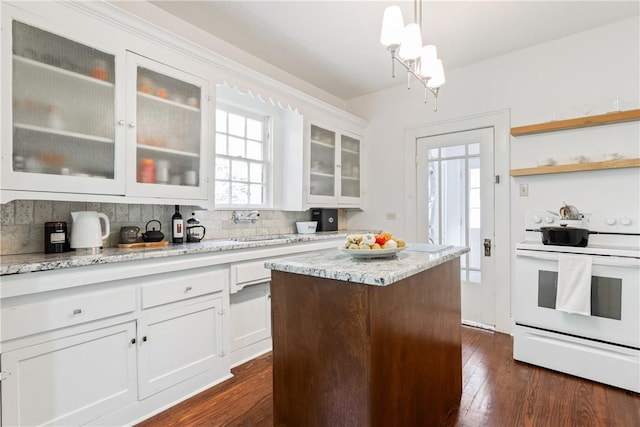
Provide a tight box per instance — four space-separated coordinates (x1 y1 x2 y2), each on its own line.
519 184 529 197
386 212 396 220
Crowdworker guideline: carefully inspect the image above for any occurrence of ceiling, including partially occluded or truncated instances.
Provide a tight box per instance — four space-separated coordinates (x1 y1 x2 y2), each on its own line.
150 1 640 101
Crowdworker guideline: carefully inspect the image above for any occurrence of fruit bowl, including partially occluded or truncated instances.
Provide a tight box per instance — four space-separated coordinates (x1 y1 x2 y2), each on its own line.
339 246 407 259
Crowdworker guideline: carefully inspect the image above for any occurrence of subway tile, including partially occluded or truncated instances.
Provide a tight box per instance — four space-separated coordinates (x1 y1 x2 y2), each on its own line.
0 201 15 226
128 204 142 222
116 204 129 223
34 200 53 224
15 200 34 225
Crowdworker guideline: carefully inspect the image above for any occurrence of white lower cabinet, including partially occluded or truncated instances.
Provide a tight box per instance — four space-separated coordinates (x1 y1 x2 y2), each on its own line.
138 297 223 398
1 321 137 427
0 263 230 427
230 282 271 366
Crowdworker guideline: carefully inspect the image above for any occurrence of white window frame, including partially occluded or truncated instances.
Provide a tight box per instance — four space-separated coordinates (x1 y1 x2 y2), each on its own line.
215 103 271 208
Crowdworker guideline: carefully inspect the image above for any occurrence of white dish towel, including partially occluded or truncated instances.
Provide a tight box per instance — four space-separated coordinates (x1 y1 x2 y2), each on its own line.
556 254 592 316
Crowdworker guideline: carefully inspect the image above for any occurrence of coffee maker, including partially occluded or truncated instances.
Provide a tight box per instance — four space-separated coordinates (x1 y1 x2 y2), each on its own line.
311 208 338 232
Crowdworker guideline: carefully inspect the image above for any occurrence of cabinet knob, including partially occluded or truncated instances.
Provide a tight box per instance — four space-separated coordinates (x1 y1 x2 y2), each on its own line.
142 336 148 342
131 338 136 345
128 122 136 129
118 119 125 126
72 308 82 315
185 286 193 292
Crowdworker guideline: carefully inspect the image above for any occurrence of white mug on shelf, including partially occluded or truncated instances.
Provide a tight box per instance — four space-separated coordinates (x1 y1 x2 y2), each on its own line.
184 170 197 186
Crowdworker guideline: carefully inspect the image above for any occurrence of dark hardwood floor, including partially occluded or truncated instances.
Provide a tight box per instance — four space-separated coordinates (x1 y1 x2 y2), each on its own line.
137 326 640 427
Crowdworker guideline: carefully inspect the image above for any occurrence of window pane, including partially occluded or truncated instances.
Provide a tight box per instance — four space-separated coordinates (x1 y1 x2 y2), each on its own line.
246 140 263 160
247 118 262 141
249 184 263 204
215 158 230 180
441 145 465 158
231 160 248 181
216 110 227 132
231 182 248 204
228 136 245 157
216 133 227 155
468 270 481 283
215 181 230 204
250 163 263 183
228 113 245 137
469 189 480 209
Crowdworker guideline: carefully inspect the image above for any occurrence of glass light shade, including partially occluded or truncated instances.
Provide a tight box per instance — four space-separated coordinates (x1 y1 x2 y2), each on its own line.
419 45 438 76
398 23 422 60
380 6 404 47
426 59 446 88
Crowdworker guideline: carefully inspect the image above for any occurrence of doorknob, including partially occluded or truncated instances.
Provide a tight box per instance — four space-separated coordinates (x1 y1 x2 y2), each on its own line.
483 238 492 257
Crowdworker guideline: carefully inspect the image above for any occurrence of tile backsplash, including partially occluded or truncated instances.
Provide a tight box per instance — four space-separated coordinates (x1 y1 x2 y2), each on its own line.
0 200 345 255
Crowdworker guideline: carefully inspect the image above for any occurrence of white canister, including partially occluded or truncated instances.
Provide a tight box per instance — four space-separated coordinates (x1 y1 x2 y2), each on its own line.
184 170 197 186
156 160 169 184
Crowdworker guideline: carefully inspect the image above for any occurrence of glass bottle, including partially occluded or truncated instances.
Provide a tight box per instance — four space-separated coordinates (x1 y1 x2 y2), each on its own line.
172 205 184 244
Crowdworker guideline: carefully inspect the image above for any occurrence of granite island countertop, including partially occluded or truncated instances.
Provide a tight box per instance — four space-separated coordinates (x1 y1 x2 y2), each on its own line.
0 232 346 276
265 244 469 286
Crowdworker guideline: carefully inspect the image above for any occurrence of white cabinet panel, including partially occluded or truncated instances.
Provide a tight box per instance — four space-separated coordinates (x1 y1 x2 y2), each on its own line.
137 297 223 399
1 322 137 427
230 282 271 354
141 268 226 309
2 286 135 340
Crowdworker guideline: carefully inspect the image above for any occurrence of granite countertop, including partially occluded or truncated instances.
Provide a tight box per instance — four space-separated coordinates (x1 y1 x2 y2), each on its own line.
0 232 346 276
265 244 470 286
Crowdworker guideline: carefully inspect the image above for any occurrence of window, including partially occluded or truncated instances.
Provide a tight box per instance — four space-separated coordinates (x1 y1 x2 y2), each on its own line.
215 105 270 206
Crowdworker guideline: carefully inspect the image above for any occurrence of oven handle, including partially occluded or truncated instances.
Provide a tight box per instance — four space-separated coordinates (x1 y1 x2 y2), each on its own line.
516 250 640 267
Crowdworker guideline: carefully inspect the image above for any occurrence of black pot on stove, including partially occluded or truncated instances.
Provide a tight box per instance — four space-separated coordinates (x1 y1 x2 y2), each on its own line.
540 226 591 247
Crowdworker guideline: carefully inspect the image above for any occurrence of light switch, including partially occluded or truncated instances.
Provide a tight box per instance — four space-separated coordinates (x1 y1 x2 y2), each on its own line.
519 184 529 197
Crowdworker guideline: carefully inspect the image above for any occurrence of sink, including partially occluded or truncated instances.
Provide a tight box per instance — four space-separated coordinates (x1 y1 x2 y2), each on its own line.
231 235 291 242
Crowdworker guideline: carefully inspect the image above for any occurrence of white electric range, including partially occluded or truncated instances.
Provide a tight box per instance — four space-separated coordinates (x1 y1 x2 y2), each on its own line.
514 210 640 392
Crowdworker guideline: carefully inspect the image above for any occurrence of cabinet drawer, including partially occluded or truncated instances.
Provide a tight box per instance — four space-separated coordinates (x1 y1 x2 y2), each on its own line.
230 260 272 294
141 268 227 309
2 287 135 341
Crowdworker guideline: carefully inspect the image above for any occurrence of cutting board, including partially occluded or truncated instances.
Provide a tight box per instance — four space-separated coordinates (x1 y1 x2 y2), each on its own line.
117 240 170 249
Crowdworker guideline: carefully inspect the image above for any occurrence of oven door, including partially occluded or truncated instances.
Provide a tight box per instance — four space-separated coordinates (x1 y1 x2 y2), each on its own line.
515 250 640 349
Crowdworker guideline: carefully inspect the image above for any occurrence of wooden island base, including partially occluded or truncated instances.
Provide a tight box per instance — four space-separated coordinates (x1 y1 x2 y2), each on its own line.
270 258 462 426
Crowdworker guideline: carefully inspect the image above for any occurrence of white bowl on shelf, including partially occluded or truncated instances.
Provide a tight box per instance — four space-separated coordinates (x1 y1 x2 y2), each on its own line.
296 221 318 234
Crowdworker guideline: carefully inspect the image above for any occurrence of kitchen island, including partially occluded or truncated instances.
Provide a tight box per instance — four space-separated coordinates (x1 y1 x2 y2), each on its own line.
265 245 469 427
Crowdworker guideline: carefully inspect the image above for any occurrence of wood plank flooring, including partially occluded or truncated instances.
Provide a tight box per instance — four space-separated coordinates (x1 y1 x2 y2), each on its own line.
136 326 640 427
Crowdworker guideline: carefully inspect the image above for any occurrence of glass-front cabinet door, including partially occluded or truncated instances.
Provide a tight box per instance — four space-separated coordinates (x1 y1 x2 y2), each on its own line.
125 52 209 200
307 123 362 206
2 17 124 195
309 124 336 200
339 134 361 203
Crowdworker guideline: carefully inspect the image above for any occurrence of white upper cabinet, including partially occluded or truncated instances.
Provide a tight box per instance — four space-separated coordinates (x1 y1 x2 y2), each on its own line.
0 3 212 205
2 9 126 196
307 123 362 207
125 52 210 200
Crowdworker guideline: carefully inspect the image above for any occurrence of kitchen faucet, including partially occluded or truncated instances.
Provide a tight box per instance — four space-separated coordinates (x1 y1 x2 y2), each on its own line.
232 210 260 224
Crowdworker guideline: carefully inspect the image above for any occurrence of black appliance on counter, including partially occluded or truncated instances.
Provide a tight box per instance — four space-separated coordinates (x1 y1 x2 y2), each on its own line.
311 208 338 232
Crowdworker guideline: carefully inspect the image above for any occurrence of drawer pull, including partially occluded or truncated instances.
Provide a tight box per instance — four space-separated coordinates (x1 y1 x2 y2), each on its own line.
131 338 136 345
72 308 82 315
185 286 193 292
142 336 148 342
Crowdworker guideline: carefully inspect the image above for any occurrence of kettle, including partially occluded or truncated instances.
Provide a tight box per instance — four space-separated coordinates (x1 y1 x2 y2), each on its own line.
559 202 581 220
70 211 110 251
142 220 165 242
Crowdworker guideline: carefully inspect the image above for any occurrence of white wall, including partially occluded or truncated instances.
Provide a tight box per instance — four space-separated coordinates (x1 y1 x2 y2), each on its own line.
346 17 640 332
346 16 639 231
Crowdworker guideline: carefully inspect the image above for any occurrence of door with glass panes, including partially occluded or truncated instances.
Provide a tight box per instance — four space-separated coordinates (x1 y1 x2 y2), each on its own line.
416 127 496 327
